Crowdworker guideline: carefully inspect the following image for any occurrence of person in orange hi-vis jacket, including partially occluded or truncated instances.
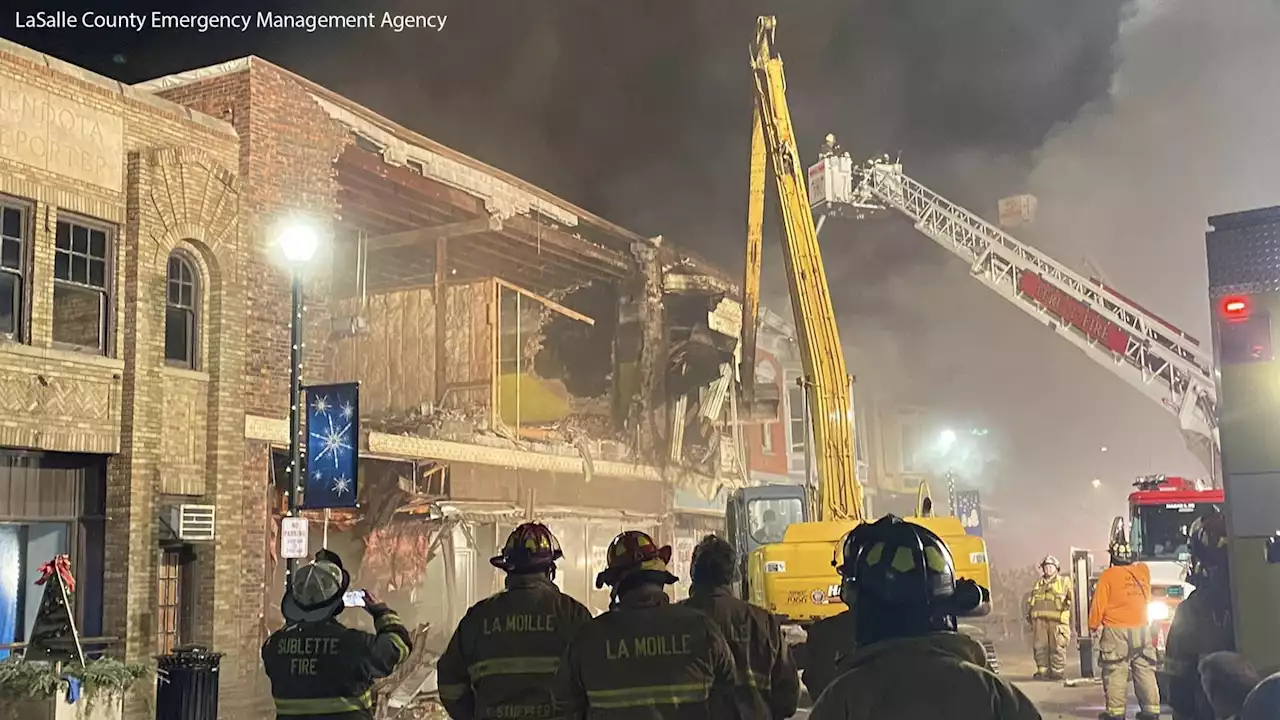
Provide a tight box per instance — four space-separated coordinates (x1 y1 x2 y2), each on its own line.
1089 533 1161 720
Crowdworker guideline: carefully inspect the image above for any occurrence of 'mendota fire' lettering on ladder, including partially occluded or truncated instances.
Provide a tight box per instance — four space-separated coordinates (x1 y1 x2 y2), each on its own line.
1017 271 1129 354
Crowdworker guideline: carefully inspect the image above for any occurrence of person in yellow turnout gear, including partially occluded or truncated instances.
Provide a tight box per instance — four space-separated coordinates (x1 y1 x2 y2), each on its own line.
437 523 592 720
809 515 1042 720
551 530 738 719
1026 554 1072 680
1089 532 1161 720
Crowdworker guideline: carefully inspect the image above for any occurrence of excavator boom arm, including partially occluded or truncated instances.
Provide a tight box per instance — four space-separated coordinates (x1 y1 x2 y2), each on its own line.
745 17 863 522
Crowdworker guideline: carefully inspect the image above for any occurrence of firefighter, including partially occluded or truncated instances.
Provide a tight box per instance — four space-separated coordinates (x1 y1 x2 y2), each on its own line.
262 549 412 719
802 526 864 701
680 534 799 719
1167 509 1236 720
809 515 1041 720
1026 554 1072 680
438 522 592 720
801 608 856 700
551 530 739 719
1089 533 1161 720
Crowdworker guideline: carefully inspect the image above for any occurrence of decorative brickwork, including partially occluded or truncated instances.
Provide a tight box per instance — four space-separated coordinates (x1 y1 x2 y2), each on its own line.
155 59 350 718
0 39 246 720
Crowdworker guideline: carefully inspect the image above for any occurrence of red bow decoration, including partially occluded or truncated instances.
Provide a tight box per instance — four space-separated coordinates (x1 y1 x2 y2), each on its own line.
35 555 75 593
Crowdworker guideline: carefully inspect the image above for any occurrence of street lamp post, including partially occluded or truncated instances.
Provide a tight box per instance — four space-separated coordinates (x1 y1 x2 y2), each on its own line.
939 429 958 515
279 224 319 580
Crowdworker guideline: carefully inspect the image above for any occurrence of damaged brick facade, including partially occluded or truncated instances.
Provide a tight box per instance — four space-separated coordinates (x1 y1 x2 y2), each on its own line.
133 52 749 717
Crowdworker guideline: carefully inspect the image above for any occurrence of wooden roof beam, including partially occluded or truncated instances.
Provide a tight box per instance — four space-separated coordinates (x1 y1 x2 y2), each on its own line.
367 215 504 252
337 149 631 275
339 168 617 281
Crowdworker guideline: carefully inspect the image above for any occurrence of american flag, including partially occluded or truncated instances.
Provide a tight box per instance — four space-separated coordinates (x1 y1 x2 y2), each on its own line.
955 490 984 537
302 382 360 509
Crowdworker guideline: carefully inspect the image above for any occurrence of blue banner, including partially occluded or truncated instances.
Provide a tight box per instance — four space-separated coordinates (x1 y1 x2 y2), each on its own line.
302 382 360 509
955 489 984 537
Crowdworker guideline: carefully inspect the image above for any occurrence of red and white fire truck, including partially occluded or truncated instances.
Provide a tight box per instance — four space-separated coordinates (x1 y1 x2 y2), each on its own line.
1127 475 1223 652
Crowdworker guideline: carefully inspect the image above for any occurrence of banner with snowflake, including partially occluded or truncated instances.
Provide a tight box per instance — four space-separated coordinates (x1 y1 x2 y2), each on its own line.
302 382 360 509
955 489 984 537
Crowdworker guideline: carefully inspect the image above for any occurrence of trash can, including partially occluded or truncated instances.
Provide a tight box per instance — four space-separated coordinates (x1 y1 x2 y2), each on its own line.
155 645 222 720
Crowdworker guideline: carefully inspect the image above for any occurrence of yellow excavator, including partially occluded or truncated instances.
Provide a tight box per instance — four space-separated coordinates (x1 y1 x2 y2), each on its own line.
727 16 995 668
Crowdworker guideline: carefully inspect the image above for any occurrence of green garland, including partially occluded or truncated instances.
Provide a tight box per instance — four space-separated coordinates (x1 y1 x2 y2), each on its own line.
0 656 152 715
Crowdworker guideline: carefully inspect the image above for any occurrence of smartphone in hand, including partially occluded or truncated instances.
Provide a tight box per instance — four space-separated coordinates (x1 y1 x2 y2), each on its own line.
342 590 367 608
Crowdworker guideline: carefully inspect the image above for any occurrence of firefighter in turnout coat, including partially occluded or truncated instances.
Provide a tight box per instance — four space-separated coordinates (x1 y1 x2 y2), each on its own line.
438 523 592 720
551 530 738 720
1167 510 1237 720
810 516 1041 720
1026 554 1073 680
800 608 857 700
262 550 412 719
680 534 799 719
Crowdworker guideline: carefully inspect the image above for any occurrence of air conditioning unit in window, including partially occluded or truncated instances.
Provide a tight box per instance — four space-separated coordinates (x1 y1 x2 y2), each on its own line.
168 504 216 542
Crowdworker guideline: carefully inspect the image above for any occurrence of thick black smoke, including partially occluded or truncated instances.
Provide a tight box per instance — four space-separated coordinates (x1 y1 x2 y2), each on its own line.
14 0 1251 564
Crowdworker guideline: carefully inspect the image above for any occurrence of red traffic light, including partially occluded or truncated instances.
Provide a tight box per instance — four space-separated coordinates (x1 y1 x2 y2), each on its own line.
1222 296 1250 320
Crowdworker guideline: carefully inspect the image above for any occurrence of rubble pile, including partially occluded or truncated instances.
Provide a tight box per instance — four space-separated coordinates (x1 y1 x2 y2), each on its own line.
364 402 489 438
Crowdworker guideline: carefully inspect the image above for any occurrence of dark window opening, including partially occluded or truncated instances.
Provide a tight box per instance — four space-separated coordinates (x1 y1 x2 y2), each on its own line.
0 202 29 341
353 134 382 154
53 218 111 354
900 420 921 474
788 386 806 453
164 253 198 368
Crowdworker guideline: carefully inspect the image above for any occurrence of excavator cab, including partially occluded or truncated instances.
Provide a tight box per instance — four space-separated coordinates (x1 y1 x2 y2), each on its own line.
727 484 810 600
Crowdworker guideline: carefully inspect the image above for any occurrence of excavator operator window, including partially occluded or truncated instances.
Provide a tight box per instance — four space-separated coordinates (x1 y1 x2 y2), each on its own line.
748 497 804 545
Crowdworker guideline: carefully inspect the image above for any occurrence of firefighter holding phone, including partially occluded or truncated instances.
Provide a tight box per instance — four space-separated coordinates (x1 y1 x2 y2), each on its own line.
262 549 413 719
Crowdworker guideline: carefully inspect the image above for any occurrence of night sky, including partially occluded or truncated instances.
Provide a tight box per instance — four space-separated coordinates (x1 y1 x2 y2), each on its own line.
8 0 1277 564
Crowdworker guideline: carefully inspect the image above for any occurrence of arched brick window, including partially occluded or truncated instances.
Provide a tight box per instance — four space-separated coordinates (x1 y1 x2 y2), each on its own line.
164 251 199 368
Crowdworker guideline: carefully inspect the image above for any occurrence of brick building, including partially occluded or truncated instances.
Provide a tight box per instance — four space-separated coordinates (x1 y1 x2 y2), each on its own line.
131 56 749 714
0 35 248 714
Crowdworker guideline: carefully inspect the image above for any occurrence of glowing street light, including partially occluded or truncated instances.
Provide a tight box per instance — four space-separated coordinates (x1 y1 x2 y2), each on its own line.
279 223 320 264
277 221 320 579
939 428 958 447
1092 478 1103 489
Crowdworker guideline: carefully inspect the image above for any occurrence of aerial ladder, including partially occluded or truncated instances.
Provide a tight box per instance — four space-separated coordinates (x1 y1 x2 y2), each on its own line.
808 150 1222 481
727 18 993 668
